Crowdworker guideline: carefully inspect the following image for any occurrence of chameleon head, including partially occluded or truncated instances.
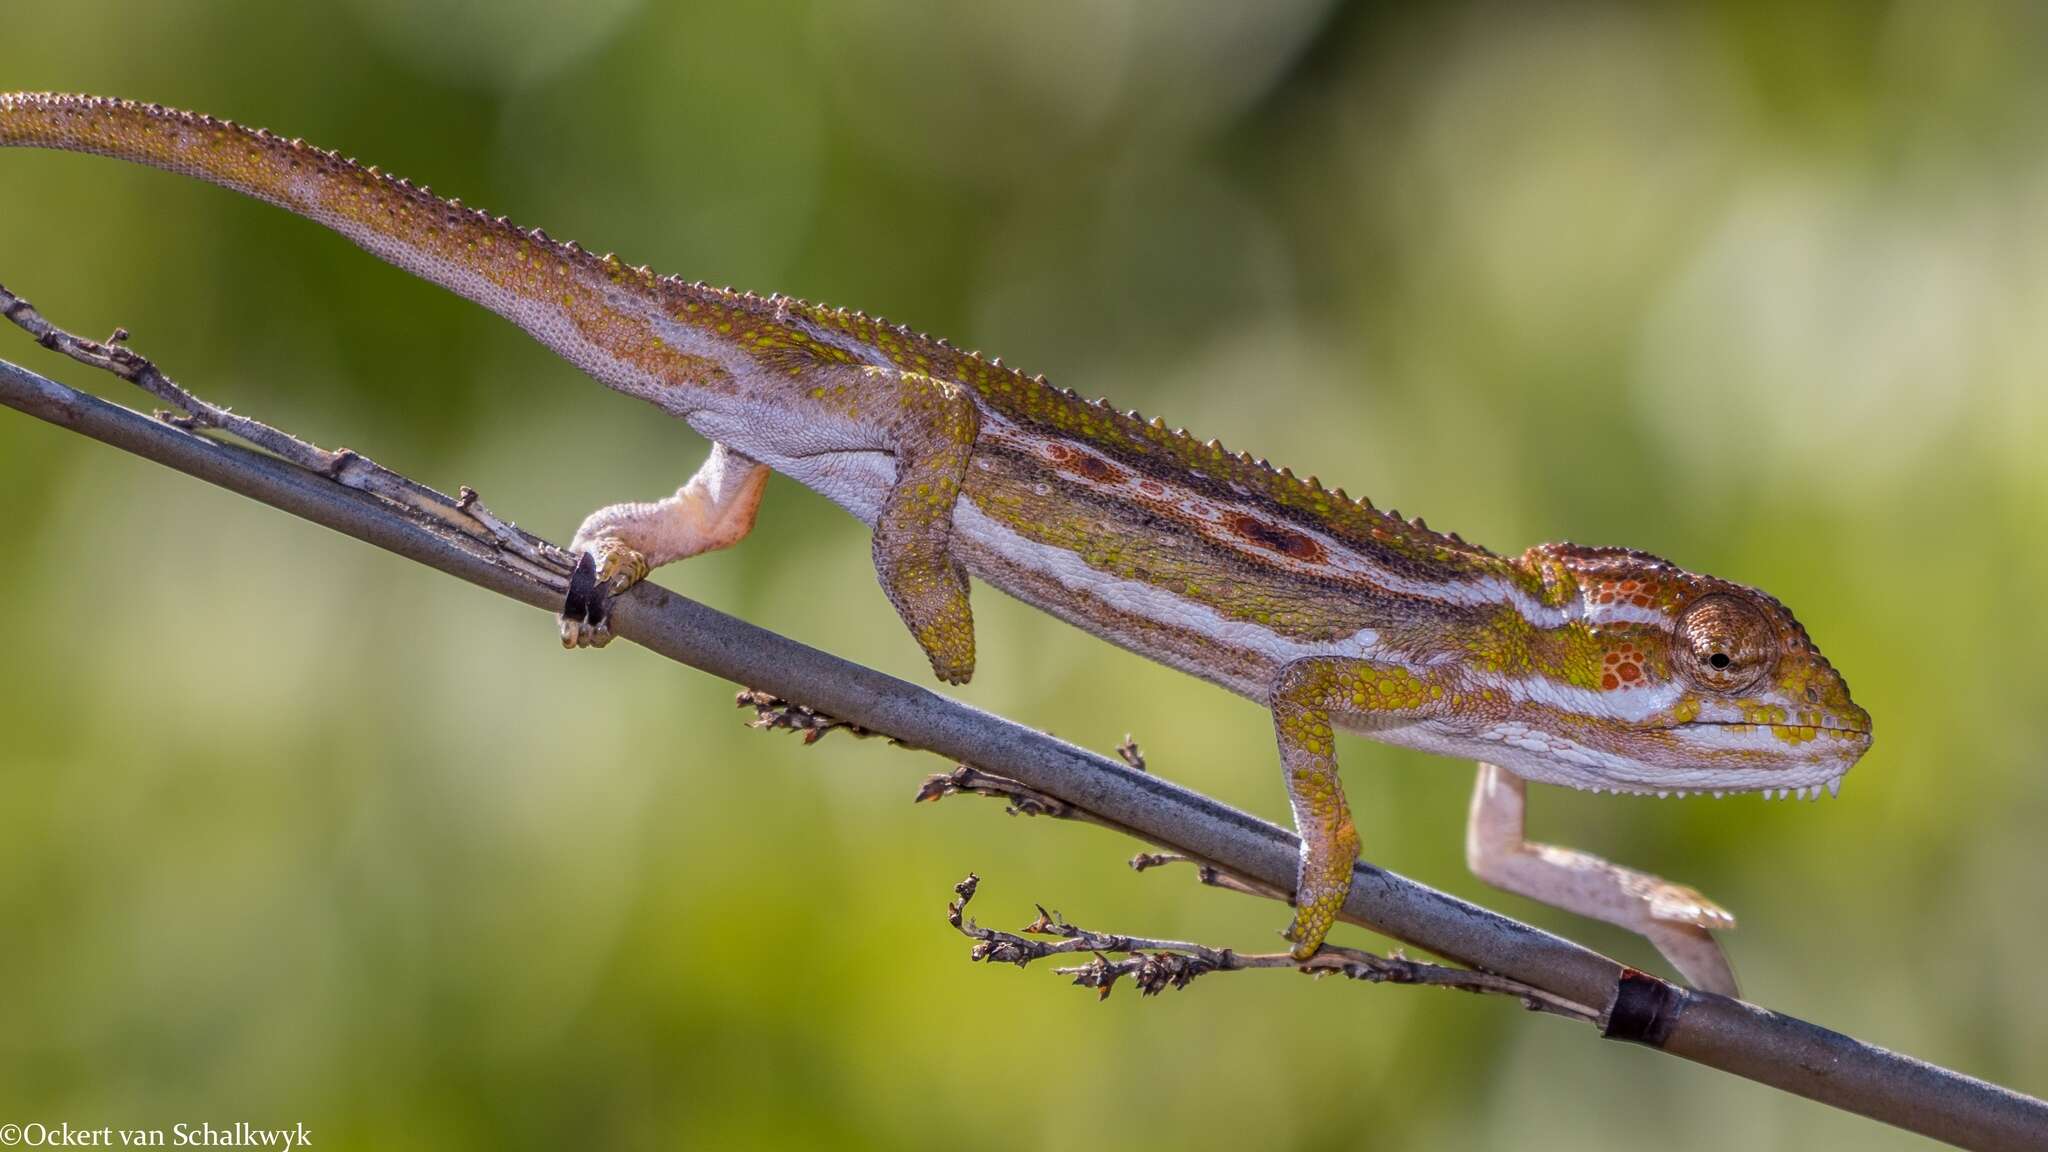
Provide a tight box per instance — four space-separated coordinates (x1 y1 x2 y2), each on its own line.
1504 544 1873 798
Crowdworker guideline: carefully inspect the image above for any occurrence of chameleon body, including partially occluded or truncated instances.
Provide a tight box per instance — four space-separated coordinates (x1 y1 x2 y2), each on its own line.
0 95 1874 994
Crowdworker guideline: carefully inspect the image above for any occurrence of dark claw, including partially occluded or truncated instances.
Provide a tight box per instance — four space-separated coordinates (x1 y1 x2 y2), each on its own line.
561 551 610 629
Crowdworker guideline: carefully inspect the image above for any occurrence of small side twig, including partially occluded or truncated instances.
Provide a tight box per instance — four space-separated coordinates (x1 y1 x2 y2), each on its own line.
946 875 1597 1020
736 688 883 744
913 763 1089 820
741 688 1130 828
0 282 568 582
1129 851 1294 903
912 737 1147 830
1115 735 1146 772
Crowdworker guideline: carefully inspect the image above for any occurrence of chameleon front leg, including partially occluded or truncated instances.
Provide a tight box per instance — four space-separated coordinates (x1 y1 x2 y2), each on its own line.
1465 762 1739 996
1271 656 1455 959
559 442 770 647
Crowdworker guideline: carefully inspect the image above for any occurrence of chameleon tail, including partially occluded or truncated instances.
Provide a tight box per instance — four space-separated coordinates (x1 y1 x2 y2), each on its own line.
0 92 713 396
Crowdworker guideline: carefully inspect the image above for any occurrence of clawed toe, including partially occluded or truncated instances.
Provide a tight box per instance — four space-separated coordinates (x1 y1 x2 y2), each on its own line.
1284 931 1321 964
558 551 615 649
1281 902 1336 962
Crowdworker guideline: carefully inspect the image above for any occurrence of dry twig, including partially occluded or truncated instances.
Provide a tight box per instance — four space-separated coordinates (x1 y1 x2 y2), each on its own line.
946 875 1598 1020
915 763 1089 821
737 688 882 744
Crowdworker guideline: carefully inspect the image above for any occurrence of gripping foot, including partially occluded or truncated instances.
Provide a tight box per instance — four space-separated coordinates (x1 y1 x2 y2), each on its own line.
555 443 770 651
559 541 649 648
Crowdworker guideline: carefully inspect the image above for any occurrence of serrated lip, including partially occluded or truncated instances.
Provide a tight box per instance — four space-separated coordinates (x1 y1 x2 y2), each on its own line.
1593 774 1849 800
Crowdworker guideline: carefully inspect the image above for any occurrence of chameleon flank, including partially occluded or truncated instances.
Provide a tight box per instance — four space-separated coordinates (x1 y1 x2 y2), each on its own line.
0 94 1873 996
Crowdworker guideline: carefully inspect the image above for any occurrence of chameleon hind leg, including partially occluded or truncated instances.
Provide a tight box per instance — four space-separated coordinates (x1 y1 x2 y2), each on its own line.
862 367 980 685
559 442 770 647
1271 656 1456 959
1465 762 1739 996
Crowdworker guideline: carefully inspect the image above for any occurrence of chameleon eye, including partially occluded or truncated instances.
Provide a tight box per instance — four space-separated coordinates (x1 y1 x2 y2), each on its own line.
1675 594 1775 694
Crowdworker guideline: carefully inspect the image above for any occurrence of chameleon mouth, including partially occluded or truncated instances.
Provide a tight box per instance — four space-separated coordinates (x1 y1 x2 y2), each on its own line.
1686 720 1873 736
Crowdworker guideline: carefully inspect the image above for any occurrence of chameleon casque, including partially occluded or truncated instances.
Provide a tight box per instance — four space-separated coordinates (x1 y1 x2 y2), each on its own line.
0 94 1874 996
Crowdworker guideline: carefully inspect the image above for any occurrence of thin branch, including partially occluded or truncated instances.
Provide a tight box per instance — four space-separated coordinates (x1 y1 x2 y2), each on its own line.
3 284 2043 1152
946 875 1598 1021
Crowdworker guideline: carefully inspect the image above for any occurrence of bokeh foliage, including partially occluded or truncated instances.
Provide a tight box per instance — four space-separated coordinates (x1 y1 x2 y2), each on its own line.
2 2 2044 1148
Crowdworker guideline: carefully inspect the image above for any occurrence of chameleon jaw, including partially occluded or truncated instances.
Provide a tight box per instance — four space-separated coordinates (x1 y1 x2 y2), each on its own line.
1460 716 1868 800
1458 709 1866 800
1596 719 1868 800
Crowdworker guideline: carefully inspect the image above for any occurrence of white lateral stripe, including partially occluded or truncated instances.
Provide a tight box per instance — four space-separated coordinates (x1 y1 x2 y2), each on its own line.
1482 672 1686 724
951 500 1384 667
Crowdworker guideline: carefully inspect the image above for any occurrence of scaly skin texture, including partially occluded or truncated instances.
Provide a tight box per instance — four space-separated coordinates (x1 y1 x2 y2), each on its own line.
1 95 1874 992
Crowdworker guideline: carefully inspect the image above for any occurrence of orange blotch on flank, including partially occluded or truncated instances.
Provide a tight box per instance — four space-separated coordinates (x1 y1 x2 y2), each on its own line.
1618 663 1641 682
1601 673 1621 690
1070 453 1121 482
1224 513 1326 561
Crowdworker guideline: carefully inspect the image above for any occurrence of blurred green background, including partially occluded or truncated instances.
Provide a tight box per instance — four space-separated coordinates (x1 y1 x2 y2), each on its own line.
2 2 2043 1148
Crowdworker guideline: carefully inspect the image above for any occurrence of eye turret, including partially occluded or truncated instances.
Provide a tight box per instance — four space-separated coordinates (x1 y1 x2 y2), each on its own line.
1675 594 1776 694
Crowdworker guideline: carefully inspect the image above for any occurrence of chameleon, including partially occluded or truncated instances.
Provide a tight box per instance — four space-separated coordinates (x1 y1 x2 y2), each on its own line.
0 94 1873 996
